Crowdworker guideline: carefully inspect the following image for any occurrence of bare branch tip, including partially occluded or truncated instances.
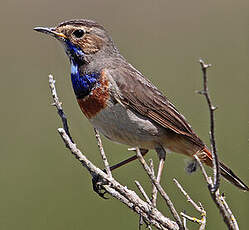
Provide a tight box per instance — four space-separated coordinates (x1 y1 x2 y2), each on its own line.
211 106 218 111
48 75 55 83
57 127 64 134
195 90 204 95
199 58 211 69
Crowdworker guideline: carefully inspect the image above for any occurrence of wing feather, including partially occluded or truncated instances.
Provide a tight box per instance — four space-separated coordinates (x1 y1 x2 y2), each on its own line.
106 64 204 147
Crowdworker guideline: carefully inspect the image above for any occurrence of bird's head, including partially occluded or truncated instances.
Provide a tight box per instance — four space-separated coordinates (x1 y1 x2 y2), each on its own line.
34 19 118 64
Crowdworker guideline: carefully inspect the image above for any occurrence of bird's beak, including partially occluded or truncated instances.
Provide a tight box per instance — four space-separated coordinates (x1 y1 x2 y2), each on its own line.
34 26 67 39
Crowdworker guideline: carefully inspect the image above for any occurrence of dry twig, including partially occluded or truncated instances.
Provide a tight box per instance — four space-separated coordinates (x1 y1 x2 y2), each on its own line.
149 159 158 207
94 128 112 178
48 74 74 143
196 59 239 230
135 181 152 205
198 59 220 192
173 179 206 230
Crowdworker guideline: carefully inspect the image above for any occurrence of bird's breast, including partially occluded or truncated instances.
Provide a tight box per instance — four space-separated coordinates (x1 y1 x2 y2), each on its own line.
77 69 111 119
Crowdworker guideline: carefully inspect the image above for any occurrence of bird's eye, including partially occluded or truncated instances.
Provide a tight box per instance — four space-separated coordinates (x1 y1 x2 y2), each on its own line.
73 29 85 38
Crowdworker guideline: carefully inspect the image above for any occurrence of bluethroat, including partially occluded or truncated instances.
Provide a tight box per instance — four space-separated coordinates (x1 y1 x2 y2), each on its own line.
34 19 248 191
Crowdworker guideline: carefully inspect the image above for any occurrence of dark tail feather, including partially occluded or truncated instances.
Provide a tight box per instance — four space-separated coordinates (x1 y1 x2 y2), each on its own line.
200 147 249 191
219 161 249 191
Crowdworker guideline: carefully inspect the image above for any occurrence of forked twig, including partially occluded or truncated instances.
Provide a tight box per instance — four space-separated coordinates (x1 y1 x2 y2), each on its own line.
174 179 206 230
195 156 239 230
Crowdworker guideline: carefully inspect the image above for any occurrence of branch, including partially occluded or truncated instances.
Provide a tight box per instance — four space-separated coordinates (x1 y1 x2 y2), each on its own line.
149 159 158 207
94 128 112 178
48 74 180 230
135 180 152 205
197 59 239 230
48 75 74 143
198 59 220 192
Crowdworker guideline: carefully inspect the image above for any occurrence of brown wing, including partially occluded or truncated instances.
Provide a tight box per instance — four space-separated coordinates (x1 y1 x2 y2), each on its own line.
107 64 204 148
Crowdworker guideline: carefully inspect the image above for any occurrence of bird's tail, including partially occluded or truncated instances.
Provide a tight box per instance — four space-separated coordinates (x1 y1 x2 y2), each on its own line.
196 147 249 191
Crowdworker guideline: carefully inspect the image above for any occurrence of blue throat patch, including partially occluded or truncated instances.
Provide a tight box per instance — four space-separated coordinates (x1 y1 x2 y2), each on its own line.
71 61 99 98
65 40 100 98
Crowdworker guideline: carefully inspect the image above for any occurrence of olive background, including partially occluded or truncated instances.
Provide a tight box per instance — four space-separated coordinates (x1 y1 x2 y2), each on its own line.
1 0 248 229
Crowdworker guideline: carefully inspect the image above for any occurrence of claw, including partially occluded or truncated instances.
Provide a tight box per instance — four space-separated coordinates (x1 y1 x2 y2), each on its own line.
92 174 109 199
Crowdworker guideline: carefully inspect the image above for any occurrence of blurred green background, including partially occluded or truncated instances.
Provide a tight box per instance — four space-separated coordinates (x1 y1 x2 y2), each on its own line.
1 0 248 229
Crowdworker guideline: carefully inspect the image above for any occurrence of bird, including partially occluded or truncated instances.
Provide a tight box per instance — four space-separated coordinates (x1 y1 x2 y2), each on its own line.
34 19 248 192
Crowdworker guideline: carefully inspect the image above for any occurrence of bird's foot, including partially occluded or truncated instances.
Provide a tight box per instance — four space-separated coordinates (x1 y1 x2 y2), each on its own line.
185 159 198 174
92 172 109 199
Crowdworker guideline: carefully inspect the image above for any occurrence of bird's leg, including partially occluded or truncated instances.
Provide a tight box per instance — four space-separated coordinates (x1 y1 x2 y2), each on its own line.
152 147 166 206
109 148 149 171
155 146 166 183
92 148 148 199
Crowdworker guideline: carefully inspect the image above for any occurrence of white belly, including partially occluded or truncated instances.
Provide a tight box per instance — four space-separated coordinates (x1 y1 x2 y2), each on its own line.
89 103 166 149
